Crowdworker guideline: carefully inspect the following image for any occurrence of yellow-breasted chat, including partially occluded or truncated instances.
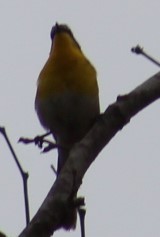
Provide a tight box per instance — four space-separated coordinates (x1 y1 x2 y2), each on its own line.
35 23 100 229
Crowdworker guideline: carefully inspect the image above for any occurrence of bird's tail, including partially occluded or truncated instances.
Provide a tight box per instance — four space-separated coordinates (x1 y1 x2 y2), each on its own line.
57 146 77 229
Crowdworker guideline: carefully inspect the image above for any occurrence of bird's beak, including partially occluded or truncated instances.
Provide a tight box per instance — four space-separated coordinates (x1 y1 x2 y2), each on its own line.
50 22 59 55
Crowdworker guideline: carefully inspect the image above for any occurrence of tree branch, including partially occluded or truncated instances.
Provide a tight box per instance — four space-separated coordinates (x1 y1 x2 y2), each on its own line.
0 127 30 226
19 71 160 237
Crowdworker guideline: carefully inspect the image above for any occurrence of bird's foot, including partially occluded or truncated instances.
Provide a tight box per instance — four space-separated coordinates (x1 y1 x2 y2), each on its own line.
19 132 59 152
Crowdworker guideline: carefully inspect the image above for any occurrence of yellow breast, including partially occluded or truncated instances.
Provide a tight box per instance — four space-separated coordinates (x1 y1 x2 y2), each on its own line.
36 34 98 100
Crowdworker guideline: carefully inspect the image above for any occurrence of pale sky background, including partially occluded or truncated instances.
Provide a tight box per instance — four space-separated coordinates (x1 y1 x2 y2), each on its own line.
0 1 160 237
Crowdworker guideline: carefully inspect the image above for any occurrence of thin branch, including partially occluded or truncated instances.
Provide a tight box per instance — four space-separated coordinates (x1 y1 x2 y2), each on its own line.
0 127 30 225
78 208 86 237
50 164 57 176
19 72 160 237
131 45 160 67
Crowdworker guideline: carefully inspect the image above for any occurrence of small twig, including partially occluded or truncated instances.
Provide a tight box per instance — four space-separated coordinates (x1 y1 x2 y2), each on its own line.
50 164 57 176
0 127 30 225
78 207 86 237
131 45 160 67
74 197 86 237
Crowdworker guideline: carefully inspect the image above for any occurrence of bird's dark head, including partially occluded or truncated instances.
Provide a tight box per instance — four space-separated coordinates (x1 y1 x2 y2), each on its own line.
50 22 81 50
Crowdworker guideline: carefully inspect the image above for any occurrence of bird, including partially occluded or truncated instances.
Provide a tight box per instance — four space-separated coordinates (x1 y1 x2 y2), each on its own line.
35 23 100 229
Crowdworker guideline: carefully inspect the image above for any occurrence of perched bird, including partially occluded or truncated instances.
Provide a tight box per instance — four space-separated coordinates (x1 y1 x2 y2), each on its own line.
35 23 100 229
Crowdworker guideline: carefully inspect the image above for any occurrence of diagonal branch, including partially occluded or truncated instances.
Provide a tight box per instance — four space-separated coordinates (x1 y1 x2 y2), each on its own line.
131 45 160 67
19 71 160 237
